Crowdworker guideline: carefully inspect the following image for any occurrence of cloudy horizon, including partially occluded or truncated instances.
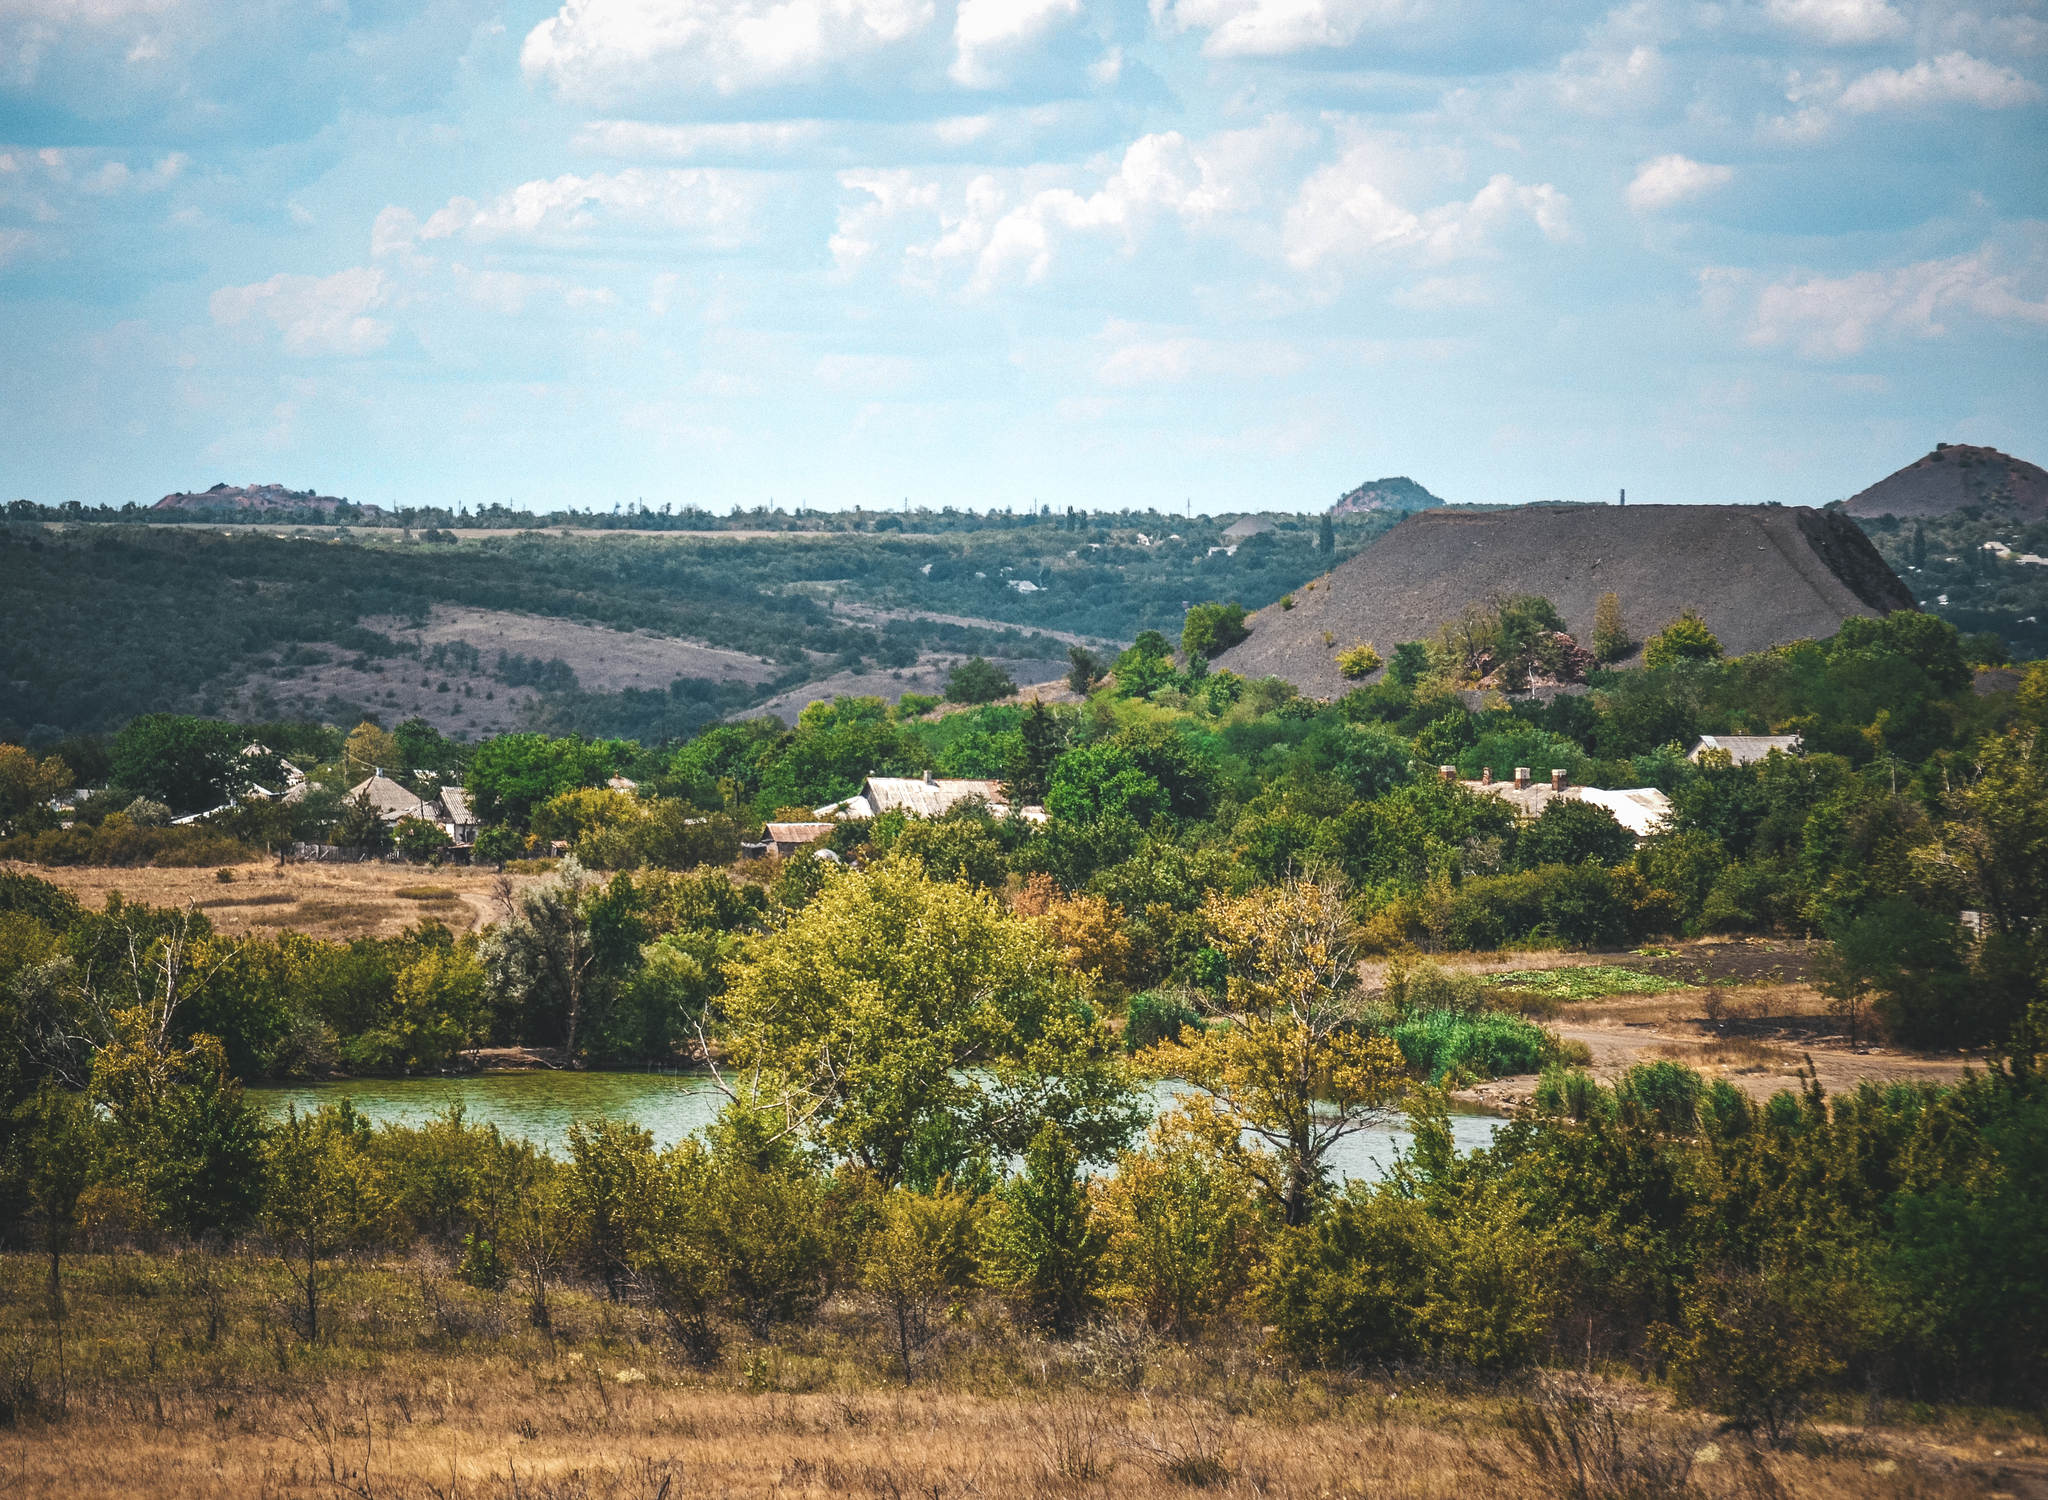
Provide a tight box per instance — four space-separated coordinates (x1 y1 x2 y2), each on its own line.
2 0 2043 514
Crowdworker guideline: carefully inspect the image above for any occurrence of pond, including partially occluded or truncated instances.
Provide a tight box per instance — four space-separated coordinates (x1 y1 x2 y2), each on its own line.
254 1071 1506 1181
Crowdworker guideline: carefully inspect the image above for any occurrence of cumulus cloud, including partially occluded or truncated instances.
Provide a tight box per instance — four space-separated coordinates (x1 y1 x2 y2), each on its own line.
1626 154 1733 211
1148 0 1413 58
209 268 391 356
0 0 493 145
520 0 937 105
1838 52 2041 113
950 0 1082 86
1284 162 1572 270
1766 0 1905 46
1721 247 2048 357
384 170 761 251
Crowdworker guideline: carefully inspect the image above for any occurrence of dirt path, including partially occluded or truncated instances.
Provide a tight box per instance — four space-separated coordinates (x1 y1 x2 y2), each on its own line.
1435 941 1982 1112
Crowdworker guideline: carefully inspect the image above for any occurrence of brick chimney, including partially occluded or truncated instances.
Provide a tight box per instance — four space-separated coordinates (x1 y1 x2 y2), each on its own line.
1439 765 1456 783
1480 767 1493 785
1551 769 1568 792
1514 767 1530 790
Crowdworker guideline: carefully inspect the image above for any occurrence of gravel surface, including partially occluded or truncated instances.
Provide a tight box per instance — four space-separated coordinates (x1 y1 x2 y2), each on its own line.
1210 504 1913 699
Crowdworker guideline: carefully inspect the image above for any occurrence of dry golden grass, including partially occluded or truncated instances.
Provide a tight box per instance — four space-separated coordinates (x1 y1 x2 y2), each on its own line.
5 861 541 941
1658 1037 1804 1076
0 1250 2032 1499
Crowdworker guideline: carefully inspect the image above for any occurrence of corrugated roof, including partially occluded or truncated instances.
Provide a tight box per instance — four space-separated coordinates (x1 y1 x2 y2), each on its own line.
862 777 1008 818
1577 787 1674 838
1690 735 1802 765
765 822 835 844
440 788 474 824
347 775 443 823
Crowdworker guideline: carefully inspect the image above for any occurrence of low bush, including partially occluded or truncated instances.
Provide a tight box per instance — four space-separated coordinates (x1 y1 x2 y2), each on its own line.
0 818 255 867
1388 1008 1551 1083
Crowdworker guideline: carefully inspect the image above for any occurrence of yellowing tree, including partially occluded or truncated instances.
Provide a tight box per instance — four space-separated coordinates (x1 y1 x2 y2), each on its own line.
1138 878 1407 1225
344 721 404 782
717 857 1142 1183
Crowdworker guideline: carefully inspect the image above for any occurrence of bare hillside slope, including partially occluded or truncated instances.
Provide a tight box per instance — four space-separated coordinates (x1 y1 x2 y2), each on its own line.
1210 504 1913 699
1842 443 2047 521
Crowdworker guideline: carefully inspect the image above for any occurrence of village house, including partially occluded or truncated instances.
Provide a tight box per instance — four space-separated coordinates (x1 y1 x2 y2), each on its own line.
1454 766 1674 839
1687 734 1802 765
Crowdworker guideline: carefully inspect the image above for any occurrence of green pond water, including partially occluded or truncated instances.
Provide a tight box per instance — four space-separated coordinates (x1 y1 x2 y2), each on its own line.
253 1072 1504 1181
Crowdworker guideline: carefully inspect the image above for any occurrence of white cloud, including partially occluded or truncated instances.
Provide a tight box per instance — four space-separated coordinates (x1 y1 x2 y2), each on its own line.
1149 0 1413 58
1284 162 1572 270
950 0 1080 86
1626 154 1733 211
1091 326 1306 385
1723 247 2048 357
1766 0 1905 46
208 267 391 356
410 170 760 249
1838 52 2041 113
521 0 936 104
573 119 833 161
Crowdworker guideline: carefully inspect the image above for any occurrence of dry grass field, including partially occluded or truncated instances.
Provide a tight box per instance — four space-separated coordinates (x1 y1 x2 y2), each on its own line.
0 1249 2036 1500
7 860 545 941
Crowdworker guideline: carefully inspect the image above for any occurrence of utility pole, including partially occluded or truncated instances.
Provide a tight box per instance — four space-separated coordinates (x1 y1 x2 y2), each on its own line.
1619 488 1626 506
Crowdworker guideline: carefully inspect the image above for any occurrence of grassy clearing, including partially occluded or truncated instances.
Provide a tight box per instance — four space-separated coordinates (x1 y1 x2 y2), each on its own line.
1482 966 1693 1003
0 1249 2023 1499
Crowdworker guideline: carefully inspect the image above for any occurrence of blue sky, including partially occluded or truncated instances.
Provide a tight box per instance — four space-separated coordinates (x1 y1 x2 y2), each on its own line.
2 0 2043 514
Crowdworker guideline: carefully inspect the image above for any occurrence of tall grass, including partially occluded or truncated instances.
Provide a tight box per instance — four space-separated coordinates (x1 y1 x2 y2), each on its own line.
1390 1008 1551 1083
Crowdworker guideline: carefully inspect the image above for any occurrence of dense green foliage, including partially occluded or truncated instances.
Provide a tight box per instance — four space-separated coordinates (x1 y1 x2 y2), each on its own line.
1 508 1416 745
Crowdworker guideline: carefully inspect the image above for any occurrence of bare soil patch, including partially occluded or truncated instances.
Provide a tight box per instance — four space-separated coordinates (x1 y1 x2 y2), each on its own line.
13 861 540 941
1434 940 1976 1112
741 654 1069 724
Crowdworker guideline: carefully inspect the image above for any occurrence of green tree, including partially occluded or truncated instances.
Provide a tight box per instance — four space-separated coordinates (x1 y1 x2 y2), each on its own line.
13 1082 99 1315
982 1122 1105 1335
1319 512 1336 552
945 656 1016 704
1066 646 1104 695
1592 591 1633 664
563 1117 656 1302
864 1186 980 1380
1644 609 1724 668
111 715 271 814
1516 798 1635 871
261 1103 386 1341
393 814 452 862
717 858 1142 1184
1182 602 1250 661
467 733 621 829
479 858 647 1056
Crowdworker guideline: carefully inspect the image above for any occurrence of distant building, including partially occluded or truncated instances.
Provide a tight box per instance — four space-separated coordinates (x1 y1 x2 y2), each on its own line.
1460 767 1673 840
345 771 480 848
765 822 836 856
814 771 1047 823
1221 516 1276 541
1688 735 1802 765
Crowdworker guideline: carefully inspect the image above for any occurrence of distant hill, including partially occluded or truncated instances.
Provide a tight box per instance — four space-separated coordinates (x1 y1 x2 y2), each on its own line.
153 483 384 517
1843 445 2046 522
1331 476 1444 516
1210 504 1913 699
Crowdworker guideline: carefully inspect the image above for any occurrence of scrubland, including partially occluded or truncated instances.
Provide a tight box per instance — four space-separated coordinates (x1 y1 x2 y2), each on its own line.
0 1249 2034 1500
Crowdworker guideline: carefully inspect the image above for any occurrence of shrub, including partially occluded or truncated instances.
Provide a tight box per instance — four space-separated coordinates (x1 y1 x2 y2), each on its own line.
1516 798 1634 871
1124 990 1203 1052
472 826 522 864
945 657 1015 704
1644 609 1723 668
1592 591 1634 664
1389 1009 1551 1083
1336 640 1383 679
1181 602 1250 660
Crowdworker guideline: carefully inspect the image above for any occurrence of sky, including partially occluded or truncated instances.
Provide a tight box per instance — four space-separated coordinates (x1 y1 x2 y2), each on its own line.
2 0 2044 515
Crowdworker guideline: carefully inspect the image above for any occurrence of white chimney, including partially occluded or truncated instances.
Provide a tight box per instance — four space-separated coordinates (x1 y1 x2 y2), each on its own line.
923 769 936 785
1551 769 1568 792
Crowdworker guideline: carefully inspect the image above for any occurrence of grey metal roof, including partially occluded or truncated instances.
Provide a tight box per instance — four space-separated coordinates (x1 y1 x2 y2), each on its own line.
1689 735 1802 765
